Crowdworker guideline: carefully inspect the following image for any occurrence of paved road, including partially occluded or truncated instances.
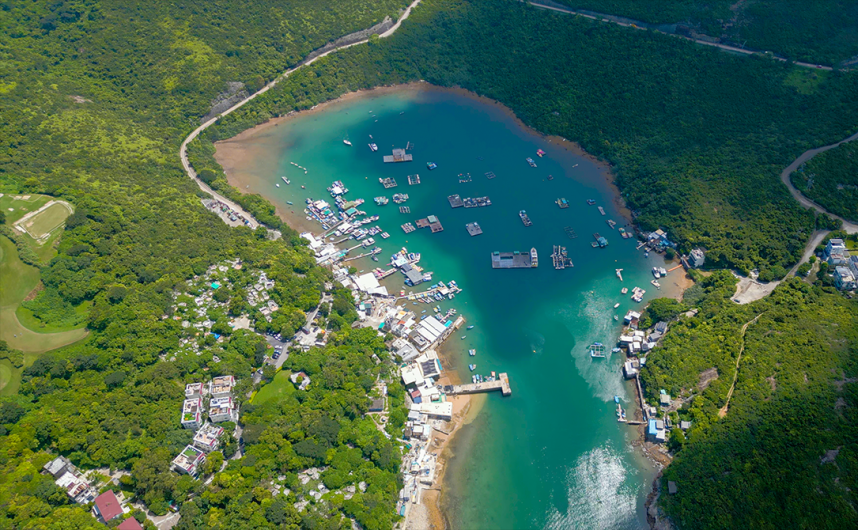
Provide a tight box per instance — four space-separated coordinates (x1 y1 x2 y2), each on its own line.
779 131 858 234
179 0 423 228
526 1 835 71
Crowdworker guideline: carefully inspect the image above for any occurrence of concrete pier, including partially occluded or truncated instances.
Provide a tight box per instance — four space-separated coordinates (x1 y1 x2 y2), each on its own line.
446 373 511 397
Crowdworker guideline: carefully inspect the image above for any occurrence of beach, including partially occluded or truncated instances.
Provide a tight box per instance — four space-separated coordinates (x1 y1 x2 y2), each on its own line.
211 84 691 529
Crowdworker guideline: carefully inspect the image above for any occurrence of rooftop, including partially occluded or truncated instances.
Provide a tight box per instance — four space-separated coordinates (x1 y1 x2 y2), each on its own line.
93 490 123 522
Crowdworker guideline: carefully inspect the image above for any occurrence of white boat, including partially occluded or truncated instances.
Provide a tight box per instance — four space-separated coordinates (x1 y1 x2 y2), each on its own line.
276 183 280 187
469 349 476 356
369 143 378 152
613 303 620 309
281 177 290 184
343 139 352 146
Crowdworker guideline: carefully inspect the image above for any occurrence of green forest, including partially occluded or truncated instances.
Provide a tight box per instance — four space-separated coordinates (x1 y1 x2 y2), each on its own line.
552 0 858 66
3 0 858 528
641 273 858 529
194 0 858 278
791 139 858 223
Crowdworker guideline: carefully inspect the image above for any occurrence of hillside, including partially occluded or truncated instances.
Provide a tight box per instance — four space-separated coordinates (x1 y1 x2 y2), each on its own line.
791 140 858 223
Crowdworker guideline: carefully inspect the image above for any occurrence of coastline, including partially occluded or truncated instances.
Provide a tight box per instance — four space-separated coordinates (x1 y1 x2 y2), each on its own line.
211 82 691 530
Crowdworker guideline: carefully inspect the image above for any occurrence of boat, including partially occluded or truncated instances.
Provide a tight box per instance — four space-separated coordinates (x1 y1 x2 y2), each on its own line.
613 303 620 309
369 143 378 151
286 201 293 205
526 157 537 167
651 280 661 288
556 198 569 208
276 183 280 187
461 336 467 340
621 287 629 294
614 315 619 321
536 149 546 157
467 325 474 330
587 199 596 205
469 349 476 356
652 267 661 279
616 268 623 281
281 176 290 184
427 162 438 170
343 139 352 146
519 210 533 227
598 206 606 215
469 364 477 371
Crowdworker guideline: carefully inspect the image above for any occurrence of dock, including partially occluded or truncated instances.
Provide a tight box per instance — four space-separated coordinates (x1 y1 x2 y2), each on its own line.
448 194 464 208
383 148 413 163
446 373 511 397
466 222 483 236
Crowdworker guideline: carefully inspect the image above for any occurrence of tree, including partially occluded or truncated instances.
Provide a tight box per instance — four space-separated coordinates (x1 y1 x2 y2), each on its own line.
198 168 217 184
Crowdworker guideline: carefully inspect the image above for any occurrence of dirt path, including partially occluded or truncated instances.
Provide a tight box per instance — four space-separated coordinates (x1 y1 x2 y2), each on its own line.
718 312 764 418
179 0 423 228
779 131 858 234
525 1 835 71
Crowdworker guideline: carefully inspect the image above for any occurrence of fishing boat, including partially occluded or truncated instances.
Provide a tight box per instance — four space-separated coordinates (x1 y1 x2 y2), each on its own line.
427 162 438 170
368 143 378 152
536 149 546 157
616 268 623 281
468 364 477 371
519 210 533 227
286 201 293 205
467 325 474 330
281 177 290 184
343 139 352 146
526 157 537 167
469 349 476 356
587 199 596 205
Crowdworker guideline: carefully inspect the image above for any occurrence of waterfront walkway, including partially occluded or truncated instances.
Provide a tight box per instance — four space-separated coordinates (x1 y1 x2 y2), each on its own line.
446 373 512 397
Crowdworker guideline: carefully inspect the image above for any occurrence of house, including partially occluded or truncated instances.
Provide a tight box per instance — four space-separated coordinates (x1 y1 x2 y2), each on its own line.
290 371 311 391
667 481 678 495
647 419 666 443
185 382 206 399
209 396 239 423
118 518 144 530
172 445 207 477
181 398 204 430
55 471 97 504
92 490 124 522
413 401 453 421
659 392 672 407
834 266 857 291
680 421 692 431
623 361 639 379
43 456 72 478
401 364 424 387
689 248 705 268
824 239 850 266
654 321 668 334
193 423 225 452
209 375 235 398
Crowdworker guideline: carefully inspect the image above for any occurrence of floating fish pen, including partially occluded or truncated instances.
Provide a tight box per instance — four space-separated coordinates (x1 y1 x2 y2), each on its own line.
379 177 398 189
463 196 491 208
383 148 413 163
491 249 538 269
593 233 608 248
399 206 411 214
402 223 416 234
374 196 389 206
466 222 483 236
407 174 421 185
458 173 472 183
552 245 573 269
519 210 533 227
556 198 569 209
590 343 607 359
485 171 496 180
380 232 390 239
392 193 409 204
564 226 578 239
406 141 414 151
416 215 443 233
598 206 606 215
448 194 464 208
607 219 617 229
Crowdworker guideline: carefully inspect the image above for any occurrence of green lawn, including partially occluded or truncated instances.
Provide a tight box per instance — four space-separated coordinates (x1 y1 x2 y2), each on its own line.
252 370 295 404
0 193 51 225
21 202 72 239
0 359 22 396
0 236 40 307
16 301 91 333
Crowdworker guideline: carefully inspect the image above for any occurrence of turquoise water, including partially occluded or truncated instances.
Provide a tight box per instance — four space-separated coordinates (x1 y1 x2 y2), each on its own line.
224 88 678 529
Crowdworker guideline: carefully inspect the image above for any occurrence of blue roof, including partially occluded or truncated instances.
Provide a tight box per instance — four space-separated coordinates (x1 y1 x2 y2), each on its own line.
648 419 658 435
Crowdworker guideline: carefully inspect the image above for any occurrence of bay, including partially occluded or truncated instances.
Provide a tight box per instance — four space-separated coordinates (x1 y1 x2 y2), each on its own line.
217 86 684 529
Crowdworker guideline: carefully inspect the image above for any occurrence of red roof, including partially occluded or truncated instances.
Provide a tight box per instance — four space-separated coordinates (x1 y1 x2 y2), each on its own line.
94 490 123 521
410 389 421 398
118 518 144 530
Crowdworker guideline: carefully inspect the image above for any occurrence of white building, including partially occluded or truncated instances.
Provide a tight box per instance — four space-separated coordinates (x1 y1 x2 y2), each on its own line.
193 423 225 452
689 248 705 268
412 401 453 422
824 239 850 266
181 398 204 430
185 382 206 400
171 445 206 477
209 375 235 398
209 396 239 423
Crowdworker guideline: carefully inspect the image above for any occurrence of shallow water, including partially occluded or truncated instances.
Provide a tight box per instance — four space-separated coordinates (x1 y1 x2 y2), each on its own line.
221 87 674 529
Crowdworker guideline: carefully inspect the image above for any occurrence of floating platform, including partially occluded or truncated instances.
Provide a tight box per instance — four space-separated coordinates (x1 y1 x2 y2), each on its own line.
407 174 421 185
399 206 411 214
458 173 472 183
463 196 491 208
552 245 573 269
402 223 416 233
416 215 443 233
380 177 398 189
445 373 511 397
384 149 413 163
448 194 464 208
466 222 483 236
564 226 578 239
491 250 537 269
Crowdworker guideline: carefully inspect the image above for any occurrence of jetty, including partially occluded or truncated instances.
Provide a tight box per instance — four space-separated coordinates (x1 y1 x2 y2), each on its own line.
383 148 413 163
448 194 464 208
491 249 538 269
466 222 483 236
445 373 511 397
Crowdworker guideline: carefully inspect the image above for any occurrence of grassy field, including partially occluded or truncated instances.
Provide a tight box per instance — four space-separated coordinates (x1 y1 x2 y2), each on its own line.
16 302 91 333
0 359 22 396
0 193 51 225
20 202 72 239
252 370 295 404
0 236 40 307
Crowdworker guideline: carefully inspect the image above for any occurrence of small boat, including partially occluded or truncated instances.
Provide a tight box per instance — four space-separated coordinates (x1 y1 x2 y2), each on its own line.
621 287 629 294
469 364 477 371
286 201 293 205
461 336 467 340
526 157 537 167
613 303 620 309
469 349 476 356
343 139 352 146
276 183 280 187
301 185 305 189
467 325 474 330
614 315 619 321
536 149 546 157
427 162 438 170
587 199 596 205
281 177 290 184
369 143 378 152
616 268 623 281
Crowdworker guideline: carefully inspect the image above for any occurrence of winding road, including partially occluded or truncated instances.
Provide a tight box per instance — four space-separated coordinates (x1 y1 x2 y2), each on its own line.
179 0 423 228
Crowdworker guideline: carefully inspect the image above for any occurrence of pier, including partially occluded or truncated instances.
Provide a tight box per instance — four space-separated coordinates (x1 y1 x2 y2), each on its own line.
445 373 511 397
